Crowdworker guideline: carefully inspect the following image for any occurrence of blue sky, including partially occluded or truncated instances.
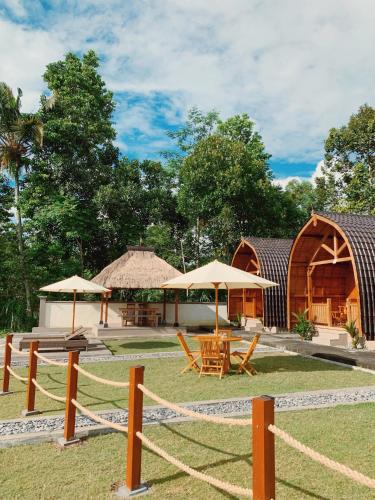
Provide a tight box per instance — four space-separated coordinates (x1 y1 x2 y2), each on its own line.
1 0 374 185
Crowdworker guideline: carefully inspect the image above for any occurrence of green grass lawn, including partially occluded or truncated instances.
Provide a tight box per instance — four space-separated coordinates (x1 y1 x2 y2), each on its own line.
0 404 374 499
103 336 196 355
0 352 374 420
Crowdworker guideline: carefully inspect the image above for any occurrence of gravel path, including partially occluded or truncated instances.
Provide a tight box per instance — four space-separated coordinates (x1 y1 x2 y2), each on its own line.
3 344 281 367
1 386 374 437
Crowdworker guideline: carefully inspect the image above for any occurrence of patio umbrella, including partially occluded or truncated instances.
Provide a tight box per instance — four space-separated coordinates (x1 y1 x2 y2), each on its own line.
161 260 278 333
40 275 110 334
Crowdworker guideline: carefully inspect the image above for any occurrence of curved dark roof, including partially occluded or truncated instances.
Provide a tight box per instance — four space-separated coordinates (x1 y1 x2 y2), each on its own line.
314 211 375 340
243 237 293 328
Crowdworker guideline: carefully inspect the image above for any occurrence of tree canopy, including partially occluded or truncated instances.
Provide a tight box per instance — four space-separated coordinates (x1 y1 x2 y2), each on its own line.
1 51 373 330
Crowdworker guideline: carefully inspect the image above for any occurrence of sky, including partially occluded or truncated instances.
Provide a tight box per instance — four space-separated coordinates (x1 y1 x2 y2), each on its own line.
1 0 374 185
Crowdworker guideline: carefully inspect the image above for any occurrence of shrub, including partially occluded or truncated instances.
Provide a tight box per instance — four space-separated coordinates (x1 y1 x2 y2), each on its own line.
344 320 363 349
292 309 317 341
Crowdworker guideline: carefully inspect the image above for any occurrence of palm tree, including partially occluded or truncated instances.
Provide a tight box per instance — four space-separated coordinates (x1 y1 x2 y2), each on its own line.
0 83 43 318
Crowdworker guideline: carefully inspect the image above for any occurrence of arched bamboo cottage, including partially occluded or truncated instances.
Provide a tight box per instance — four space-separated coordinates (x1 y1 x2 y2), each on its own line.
229 237 293 328
288 211 375 341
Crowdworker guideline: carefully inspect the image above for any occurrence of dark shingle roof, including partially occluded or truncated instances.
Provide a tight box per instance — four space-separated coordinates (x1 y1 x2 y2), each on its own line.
243 237 293 328
314 211 375 340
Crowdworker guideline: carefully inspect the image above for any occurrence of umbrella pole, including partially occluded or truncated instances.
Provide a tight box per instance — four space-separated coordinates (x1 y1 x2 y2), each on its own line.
72 290 77 334
214 283 219 335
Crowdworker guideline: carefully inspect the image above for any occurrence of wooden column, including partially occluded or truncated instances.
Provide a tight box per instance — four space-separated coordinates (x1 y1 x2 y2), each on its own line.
252 396 275 500
242 288 246 317
214 283 219 334
1 334 13 394
173 290 179 327
125 366 146 494
104 292 109 328
327 298 332 327
307 266 313 321
72 289 77 334
163 289 167 325
23 341 40 416
61 350 80 446
99 294 104 324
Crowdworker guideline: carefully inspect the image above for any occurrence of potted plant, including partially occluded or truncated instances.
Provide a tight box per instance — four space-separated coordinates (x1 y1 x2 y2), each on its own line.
344 320 362 349
292 309 317 341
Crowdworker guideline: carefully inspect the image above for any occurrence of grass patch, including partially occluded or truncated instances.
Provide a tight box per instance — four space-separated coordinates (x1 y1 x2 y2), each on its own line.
104 337 196 355
0 404 374 499
0 353 374 420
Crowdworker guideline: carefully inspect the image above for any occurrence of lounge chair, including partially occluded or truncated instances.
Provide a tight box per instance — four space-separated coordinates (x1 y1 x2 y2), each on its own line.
231 333 260 376
176 332 200 373
19 327 89 352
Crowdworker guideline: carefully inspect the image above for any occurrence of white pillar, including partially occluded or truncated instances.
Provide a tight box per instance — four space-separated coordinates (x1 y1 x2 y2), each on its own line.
38 295 48 328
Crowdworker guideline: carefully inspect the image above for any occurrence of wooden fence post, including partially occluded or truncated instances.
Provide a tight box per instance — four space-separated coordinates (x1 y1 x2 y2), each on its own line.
58 350 80 447
327 298 332 327
252 396 275 500
23 341 40 416
121 365 147 496
1 334 13 395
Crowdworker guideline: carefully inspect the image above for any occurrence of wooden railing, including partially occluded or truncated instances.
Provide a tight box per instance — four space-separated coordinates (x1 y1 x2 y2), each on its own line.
346 300 359 324
310 299 359 327
310 299 332 326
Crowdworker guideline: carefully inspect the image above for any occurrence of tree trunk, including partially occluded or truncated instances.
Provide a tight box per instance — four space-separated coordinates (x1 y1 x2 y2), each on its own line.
14 169 32 317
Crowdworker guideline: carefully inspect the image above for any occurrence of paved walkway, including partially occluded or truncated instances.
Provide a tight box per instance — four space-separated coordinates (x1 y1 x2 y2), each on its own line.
242 332 375 370
1 385 374 438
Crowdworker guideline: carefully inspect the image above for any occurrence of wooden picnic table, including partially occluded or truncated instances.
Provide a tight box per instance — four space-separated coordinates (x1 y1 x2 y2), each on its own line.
192 335 243 374
119 305 159 327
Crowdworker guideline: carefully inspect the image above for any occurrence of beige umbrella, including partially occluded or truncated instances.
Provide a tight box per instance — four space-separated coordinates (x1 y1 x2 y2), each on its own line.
161 260 278 333
40 275 110 333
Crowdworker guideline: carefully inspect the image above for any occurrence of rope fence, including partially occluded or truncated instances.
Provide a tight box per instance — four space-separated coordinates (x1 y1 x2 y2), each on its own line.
138 383 251 426
73 364 130 388
8 343 28 357
7 365 28 382
71 399 129 433
34 352 68 367
136 430 252 498
2 334 375 499
32 378 66 403
269 424 375 489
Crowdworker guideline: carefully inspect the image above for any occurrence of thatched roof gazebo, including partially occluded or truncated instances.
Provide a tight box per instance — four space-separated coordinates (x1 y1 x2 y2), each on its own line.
92 246 182 327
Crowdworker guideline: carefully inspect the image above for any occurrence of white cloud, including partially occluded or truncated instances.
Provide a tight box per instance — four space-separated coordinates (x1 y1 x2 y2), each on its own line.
0 1 374 162
274 160 324 188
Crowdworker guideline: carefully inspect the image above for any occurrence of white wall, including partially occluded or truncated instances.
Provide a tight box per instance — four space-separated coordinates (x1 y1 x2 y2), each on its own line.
39 299 229 328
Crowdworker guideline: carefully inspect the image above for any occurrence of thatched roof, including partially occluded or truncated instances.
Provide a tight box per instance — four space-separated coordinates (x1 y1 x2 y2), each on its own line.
91 246 182 289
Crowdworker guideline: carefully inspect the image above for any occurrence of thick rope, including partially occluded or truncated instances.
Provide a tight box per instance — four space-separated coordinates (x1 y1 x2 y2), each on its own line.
137 431 252 497
269 424 375 489
31 378 66 403
7 365 28 382
8 343 28 357
73 363 130 388
71 399 128 432
138 384 251 426
34 352 68 367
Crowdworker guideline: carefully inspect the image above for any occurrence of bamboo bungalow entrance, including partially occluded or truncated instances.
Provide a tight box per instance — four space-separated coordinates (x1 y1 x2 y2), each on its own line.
288 211 375 340
229 237 292 328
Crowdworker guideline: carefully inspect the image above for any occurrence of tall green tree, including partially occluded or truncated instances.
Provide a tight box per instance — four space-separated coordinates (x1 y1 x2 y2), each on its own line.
0 83 43 316
25 51 119 281
176 112 301 263
317 104 375 214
